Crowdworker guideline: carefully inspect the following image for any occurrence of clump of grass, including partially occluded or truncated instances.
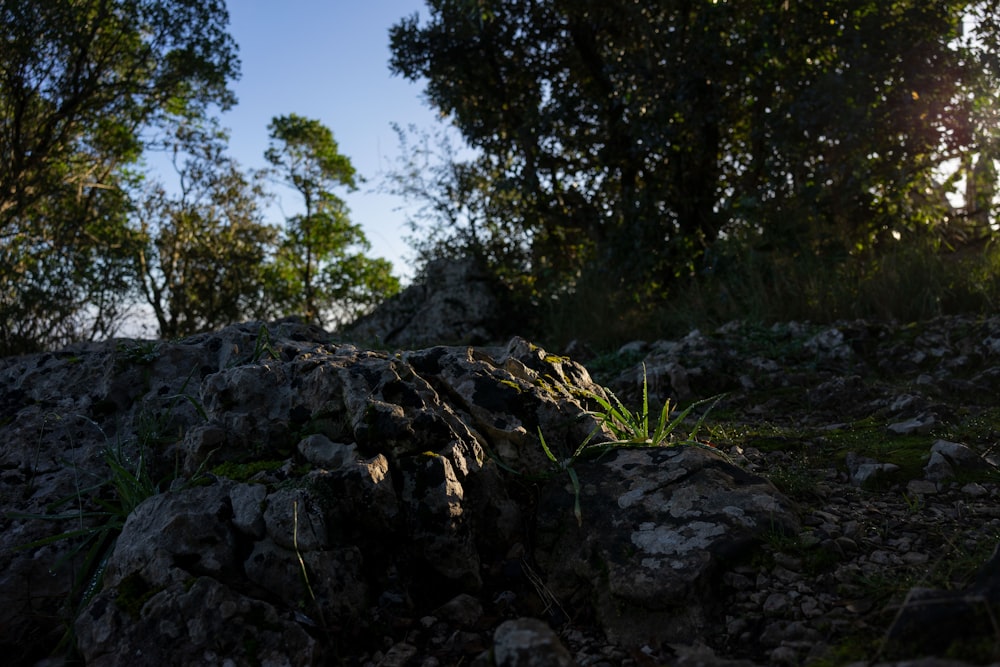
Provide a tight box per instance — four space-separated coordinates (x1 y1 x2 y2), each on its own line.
580 364 722 449
251 323 279 363
10 434 160 654
8 375 210 657
538 364 723 525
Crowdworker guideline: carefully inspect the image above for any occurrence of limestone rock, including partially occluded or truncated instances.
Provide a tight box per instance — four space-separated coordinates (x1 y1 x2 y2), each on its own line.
102 482 238 589
882 542 1000 663
0 325 604 664
6 315 999 665
491 617 575 667
846 451 900 486
75 575 321 666
924 439 993 482
534 445 799 649
339 256 503 347
887 413 937 435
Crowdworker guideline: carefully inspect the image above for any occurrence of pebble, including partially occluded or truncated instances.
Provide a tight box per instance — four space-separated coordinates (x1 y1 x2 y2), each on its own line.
907 479 939 495
901 551 929 565
799 596 820 617
769 645 800 666
962 482 988 496
762 592 789 615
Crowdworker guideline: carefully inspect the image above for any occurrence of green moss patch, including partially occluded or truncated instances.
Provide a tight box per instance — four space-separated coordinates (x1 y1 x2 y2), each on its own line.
210 459 288 482
115 572 164 619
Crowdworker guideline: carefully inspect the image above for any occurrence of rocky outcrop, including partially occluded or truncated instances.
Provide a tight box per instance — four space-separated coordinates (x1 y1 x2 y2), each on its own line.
0 321 795 666
535 446 798 649
3 315 1000 665
338 256 504 347
594 315 1000 666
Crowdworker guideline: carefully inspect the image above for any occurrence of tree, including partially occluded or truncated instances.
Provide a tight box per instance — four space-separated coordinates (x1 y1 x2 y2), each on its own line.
381 123 533 289
265 114 399 328
0 0 238 353
390 0 1000 305
134 119 276 339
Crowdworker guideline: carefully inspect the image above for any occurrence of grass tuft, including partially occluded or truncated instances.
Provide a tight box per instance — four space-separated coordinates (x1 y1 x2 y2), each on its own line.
536 364 724 525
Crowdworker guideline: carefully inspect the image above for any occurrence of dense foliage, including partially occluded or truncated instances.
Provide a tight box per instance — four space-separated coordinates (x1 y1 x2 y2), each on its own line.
0 1 398 354
134 118 277 339
4 1 998 353
264 114 399 328
0 0 239 353
390 0 1000 342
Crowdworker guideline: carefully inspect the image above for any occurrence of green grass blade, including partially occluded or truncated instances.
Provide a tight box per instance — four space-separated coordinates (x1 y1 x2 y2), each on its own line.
650 398 674 445
640 362 649 440
176 392 209 422
42 482 106 513
9 526 104 552
537 427 559 464
566 465 582 527
681 394 725 444
659 401 697 441
8 509 115 522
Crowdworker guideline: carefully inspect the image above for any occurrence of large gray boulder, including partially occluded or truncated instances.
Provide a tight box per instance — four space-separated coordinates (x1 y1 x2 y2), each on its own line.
535 446 799 649
338 256 503 347
0 321 797 665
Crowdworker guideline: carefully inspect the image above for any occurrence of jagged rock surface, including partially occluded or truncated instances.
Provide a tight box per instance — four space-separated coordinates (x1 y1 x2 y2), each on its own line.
592 316 1000 666
0 321 795 666
337 257 504 348
3 315 1000 666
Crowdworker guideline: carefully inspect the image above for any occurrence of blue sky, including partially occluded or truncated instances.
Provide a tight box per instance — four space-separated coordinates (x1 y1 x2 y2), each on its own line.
219 1 440 282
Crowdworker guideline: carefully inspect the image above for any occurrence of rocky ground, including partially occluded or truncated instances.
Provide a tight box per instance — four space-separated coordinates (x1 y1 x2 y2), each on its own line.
3 315 1000 666
319 315 1000 667
561 315 1000 666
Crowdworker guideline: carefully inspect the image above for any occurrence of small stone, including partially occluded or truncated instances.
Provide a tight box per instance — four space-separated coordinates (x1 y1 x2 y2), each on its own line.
845 452 899 486
229 482 267 539
834 536 858 554
617 340 649 356
773 552 803 571
800 596 823 618
931 439 989 470
923 451 956 482
376 643 418 667
763 592 789 615
433 593 483 628
771 565 799 584
493 618 574 667
760 620 820 646
723 572 754 590
907 479 939 496
798 532 822 548
298 433 357 469
887 413 936 435
889 394 921 413
962 482 988 496
727 616 749 637
869 550 895 566
769 645 801 666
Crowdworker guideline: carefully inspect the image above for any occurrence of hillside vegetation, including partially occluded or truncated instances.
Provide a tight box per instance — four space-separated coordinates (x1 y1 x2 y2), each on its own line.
2 1 1000 354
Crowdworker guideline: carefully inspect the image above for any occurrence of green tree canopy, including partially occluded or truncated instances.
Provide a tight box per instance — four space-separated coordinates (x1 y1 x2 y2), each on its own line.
265 114 399 328
390 0 1000 306
134 118 277 339
0 0 239 353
